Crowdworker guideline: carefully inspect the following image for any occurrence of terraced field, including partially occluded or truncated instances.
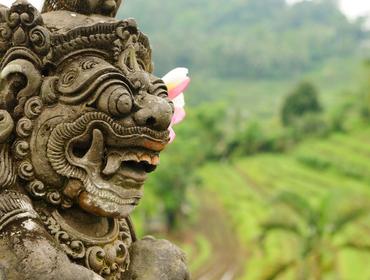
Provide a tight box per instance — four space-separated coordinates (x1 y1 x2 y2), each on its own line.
196 126 370 279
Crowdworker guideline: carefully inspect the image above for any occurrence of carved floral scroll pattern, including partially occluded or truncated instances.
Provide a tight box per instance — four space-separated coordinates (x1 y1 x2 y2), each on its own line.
0 1 50 57
40 211 131 279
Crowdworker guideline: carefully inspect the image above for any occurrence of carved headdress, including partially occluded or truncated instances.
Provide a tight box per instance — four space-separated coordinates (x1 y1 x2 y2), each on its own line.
42 0 123 17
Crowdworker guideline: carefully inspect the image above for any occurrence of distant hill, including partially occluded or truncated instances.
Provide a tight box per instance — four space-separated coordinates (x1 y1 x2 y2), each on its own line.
118 0 367 79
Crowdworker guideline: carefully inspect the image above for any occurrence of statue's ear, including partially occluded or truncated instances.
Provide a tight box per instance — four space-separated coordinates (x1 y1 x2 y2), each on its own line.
0 59 41 118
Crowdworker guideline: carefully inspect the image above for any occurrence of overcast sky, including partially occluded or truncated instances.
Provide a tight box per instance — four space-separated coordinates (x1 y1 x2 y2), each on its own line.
287 0 370 19
1 0 370 19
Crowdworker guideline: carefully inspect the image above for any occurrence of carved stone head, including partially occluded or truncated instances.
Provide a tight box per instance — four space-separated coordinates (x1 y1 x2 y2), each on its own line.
0 0 173 218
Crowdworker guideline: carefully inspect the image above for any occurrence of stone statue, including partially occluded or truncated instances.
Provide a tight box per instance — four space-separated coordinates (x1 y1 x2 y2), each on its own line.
0 0 189 279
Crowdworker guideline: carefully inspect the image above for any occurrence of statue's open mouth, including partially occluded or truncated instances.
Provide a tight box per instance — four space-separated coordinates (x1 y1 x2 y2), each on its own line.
102 147 159 182
70 127 162 183
47 112 169 216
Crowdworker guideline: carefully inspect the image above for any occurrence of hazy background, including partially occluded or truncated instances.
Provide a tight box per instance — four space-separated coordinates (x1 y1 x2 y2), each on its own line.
4 0 370 19
1 0 370 279
118 1 370 279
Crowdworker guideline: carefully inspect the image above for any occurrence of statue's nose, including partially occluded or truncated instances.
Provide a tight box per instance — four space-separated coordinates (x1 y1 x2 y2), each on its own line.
133 95 173 131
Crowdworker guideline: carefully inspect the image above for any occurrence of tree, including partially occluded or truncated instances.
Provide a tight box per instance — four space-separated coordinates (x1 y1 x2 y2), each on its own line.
281 81 322 126
259 192 370 280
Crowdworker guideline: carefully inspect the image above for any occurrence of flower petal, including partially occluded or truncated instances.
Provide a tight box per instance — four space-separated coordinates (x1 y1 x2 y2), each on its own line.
172 93 185 108
172 107 186 125
168 77 190 100
169 127 176 143
163 67 190 144
162 68 189 84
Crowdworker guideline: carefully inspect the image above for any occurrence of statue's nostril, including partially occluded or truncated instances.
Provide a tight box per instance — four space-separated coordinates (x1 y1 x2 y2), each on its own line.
146 117 156 127
133 94 173 131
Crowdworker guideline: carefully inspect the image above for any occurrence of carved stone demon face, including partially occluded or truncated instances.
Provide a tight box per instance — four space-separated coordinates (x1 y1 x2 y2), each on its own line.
0 3 173 219
29 55 172 218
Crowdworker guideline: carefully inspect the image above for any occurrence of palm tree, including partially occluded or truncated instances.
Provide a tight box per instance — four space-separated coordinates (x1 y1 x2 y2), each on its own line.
259 191 370 280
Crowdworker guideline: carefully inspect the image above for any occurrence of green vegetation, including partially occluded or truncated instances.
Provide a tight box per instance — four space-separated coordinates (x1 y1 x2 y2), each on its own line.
260 192 370 280
119 0 370 278
198 127 370 279
120 0 366 80
281 82 322 126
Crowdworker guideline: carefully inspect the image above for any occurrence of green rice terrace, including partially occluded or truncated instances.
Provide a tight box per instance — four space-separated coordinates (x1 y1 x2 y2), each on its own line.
187 126 370 280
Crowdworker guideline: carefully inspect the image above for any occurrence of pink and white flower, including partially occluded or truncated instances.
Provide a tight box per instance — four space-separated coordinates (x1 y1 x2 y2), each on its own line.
162 68 190 143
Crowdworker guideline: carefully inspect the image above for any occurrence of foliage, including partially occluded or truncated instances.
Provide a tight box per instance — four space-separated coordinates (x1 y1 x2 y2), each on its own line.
197 126 370 279
119 0 367 80
182 235 212 273
259 192 370 279
281 81 322 126
143 117 204 230
359 61 370 122
229 121 267 156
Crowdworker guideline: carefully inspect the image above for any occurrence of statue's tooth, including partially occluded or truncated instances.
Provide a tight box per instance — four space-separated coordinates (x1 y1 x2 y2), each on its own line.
151 155 160 166
125 153 134 161
137 153 143 161
122 152 138 162
132 153 140 162
120 152 128 160
102 153 122 175
141 154 151 164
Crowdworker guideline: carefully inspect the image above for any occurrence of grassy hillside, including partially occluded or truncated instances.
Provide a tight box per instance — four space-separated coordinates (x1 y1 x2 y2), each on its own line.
195 125 370 279
187 56 366 118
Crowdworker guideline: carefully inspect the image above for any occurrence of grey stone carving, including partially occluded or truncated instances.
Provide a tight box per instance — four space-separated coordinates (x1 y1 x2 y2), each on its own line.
0 1 188 279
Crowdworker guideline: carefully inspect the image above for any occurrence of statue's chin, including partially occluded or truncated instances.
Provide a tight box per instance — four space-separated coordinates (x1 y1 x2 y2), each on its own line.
79 191 138 218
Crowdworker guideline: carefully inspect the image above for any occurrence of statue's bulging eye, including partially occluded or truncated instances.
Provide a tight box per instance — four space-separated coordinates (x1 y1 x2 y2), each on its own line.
97 84 133 117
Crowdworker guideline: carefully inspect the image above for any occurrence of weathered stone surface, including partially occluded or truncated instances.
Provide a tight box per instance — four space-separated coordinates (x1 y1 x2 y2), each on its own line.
0 1 187 279
125 237 190 280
